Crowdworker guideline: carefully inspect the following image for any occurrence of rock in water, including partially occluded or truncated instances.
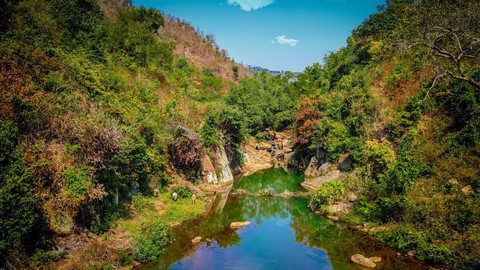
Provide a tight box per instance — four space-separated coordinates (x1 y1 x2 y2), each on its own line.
369 256 382 263
351 254 376 268
230 221 251 229
192 236 202 244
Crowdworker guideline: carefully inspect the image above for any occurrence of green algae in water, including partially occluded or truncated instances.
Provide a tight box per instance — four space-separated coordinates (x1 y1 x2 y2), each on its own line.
234 168 306 193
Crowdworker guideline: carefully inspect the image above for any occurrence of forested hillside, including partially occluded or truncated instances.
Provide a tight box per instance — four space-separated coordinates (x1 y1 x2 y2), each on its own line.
0 0 248 267
293 1 480 269
0 0 479 269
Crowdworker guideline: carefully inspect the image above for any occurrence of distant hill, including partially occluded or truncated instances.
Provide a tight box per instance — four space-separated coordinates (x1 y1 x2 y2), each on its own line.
159 15 251 82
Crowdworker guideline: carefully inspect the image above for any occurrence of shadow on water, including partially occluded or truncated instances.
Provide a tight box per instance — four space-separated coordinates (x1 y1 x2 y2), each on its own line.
140 169 428 270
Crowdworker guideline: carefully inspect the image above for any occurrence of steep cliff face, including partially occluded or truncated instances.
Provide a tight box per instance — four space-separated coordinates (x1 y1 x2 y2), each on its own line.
216 145 234 183
200 145 233 184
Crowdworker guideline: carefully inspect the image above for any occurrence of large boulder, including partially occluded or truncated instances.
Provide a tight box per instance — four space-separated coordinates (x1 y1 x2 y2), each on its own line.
257 142 272 150
301 169 345 191
304 157 332 180
241 139 273 176
338 153 353 172
351 254 376 268
327 202 350 215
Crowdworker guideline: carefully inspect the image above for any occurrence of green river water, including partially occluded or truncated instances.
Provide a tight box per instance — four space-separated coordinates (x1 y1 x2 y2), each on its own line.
140 168 428 270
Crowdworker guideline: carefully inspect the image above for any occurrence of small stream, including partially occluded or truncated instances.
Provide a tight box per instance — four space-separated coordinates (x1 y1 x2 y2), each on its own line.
140 169 428 269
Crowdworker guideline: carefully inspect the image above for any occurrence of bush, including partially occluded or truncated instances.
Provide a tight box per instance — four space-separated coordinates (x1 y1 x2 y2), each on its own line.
0 156 42 258
62 166 91 201
310 179 345 210
172 185 193 199
132 222 169 262
201 77 223 92
0 120 18 167
132 194 154 212
363 139 395 181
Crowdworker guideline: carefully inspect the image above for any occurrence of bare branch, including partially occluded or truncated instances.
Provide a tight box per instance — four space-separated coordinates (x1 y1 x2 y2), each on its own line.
423 71 448 101
446 71 480 90
451 31 463 55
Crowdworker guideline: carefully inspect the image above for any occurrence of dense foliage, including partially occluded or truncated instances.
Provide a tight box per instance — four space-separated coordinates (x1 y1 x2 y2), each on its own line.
0 0 479 269
305 1 480 269
0 0 238 266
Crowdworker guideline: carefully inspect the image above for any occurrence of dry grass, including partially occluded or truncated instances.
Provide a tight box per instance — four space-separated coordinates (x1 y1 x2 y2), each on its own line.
159 16 251 82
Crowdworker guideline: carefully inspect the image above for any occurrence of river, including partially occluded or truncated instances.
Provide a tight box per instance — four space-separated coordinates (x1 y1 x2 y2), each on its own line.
140 168 428 269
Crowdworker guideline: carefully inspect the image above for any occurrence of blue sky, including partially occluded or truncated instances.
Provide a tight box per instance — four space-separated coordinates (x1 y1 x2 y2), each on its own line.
133 0 385 72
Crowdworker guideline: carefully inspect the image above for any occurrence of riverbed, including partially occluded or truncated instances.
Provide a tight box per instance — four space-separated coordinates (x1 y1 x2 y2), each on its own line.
140 169 428 269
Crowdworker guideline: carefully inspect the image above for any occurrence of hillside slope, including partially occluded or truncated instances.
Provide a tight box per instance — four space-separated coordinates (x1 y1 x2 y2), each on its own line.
0 0 249 268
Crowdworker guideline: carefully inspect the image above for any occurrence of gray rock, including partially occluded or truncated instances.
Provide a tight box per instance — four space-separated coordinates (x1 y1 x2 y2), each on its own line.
338 153 353 171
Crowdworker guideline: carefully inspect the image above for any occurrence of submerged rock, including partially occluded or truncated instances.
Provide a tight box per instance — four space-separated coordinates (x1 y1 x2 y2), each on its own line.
230 221 251 229
369 256 382 263
351 254 376 268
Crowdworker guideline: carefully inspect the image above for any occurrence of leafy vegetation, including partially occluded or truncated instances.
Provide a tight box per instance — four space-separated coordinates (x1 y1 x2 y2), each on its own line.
132 221 169 263
0 0 232 267
0 0 479 269
303 1 480 269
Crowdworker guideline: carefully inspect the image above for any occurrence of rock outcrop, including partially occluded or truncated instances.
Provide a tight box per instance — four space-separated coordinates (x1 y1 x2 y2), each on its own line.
241 138 273 176
304 156 332 180
201 153 218 184
217 145 234 183
239 131 297 176
301 169 345 190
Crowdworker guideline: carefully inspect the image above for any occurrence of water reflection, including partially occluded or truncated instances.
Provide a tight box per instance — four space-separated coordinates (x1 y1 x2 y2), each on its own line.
140 169 427 270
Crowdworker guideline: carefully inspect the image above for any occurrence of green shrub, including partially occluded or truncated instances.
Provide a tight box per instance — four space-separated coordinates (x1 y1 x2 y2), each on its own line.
0 156 41 256
310 179 345 210
363 139 395 181
377 224 430 254
172 185 193 199
132 194 154 212
32 249 60 268
132 222 169 262
62 166 91 201
0 120 18 167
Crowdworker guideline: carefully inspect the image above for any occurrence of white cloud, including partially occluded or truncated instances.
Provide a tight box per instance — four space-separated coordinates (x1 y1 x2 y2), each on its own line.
275 35 299 46
227 0 274 11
